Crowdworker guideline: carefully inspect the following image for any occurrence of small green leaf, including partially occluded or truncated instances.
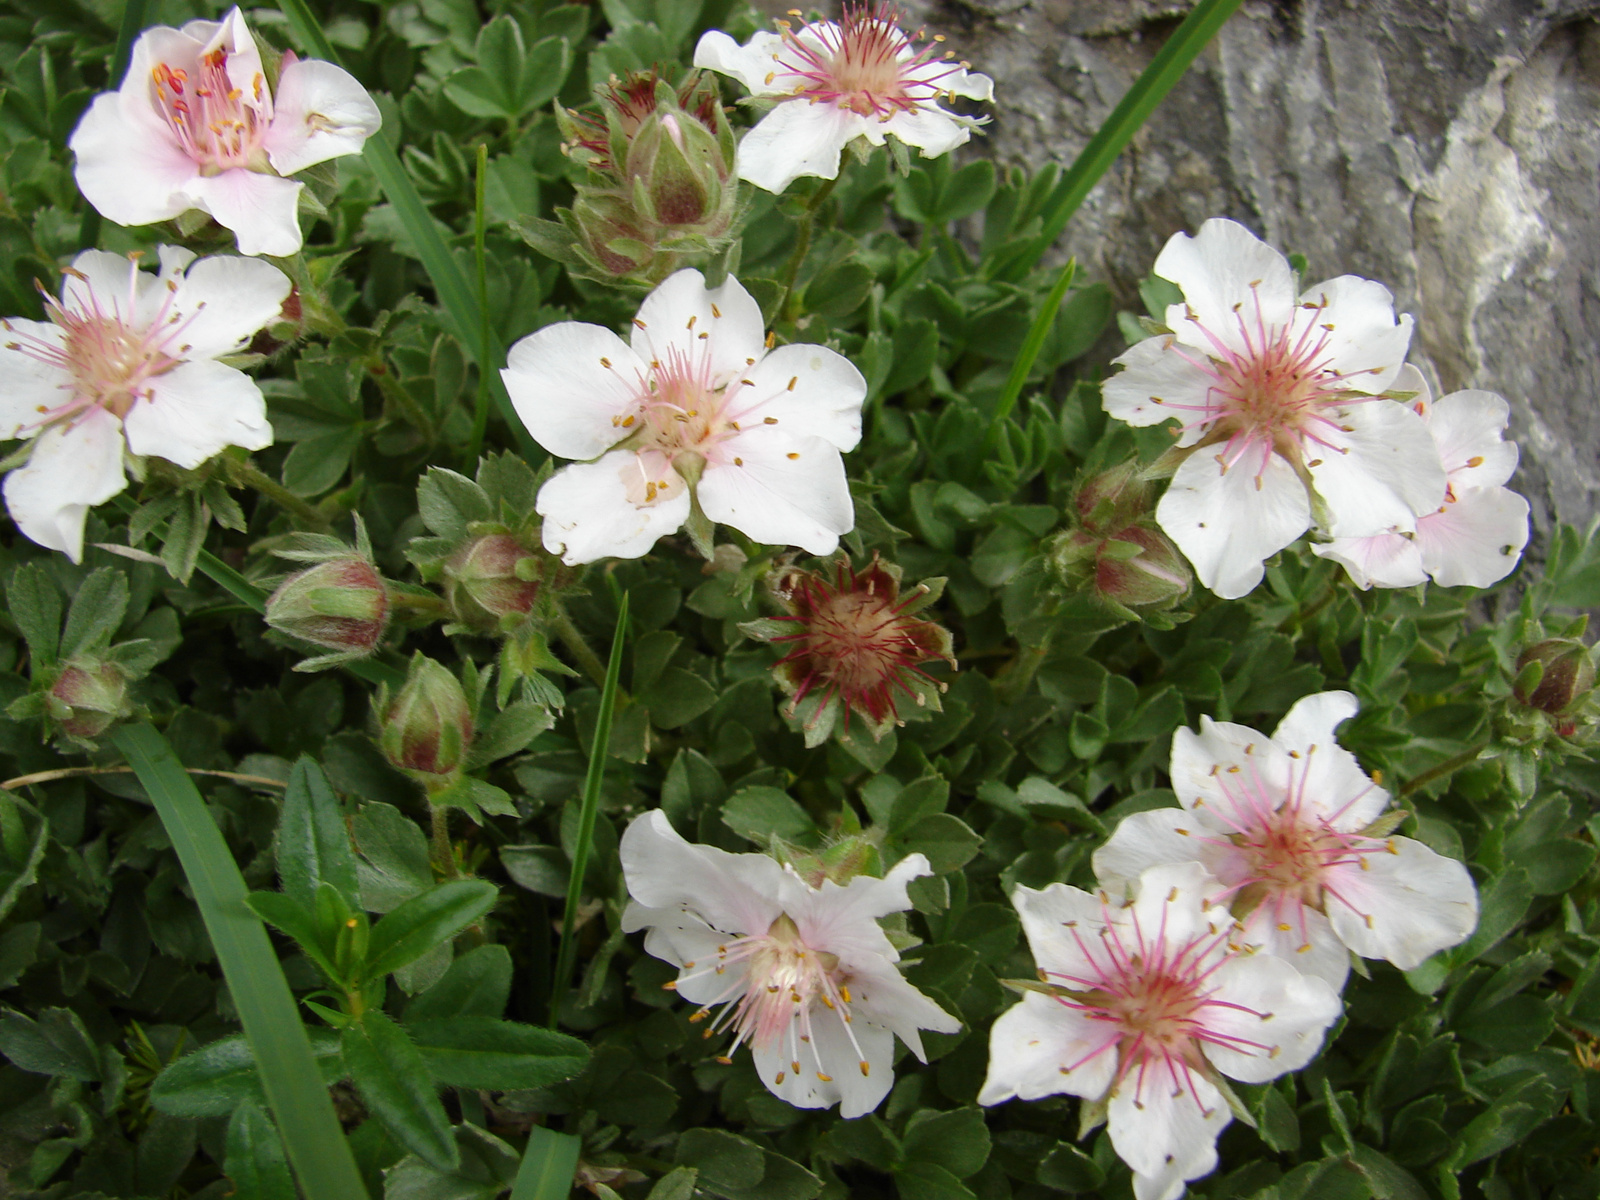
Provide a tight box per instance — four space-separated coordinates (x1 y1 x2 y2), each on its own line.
277 757 360 910
899 1107 990 1179
896 814 982 874
406 1017 588 1089
0 1007 101 1080
353 802 435 912
225 1100 296 1200
151 1030 345 1118
246 891 343 984
59 567 129 659
894 1161 975 1200
7 563 60 668
721 787 818 846
362 880 497 981
343 1011 457 1172
405 944 513 1022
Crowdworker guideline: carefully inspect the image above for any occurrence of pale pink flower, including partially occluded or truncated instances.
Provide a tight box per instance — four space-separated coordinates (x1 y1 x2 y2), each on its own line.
1093 692 1479 992
503 269 865 564
1311 366 1530 589
1103 219 1444 599
0 247 288 560
620 810 959 1118
980 862 1340 1200
70 7 381 257
694 4 993 194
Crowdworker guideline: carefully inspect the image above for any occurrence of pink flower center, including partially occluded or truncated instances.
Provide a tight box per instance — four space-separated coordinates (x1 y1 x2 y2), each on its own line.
150 50 271 171
776 3 963 119
669 913 874 1085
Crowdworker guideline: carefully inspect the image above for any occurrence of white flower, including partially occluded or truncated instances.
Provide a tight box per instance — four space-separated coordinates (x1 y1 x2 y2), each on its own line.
979 862 1341 1200
69 7 381 257
0 247 288 561
1093 691 1479 992
620 810 959 1118
1311 366 1531 589
1103 218 1444 599
694 5 993 194
503 269 865 564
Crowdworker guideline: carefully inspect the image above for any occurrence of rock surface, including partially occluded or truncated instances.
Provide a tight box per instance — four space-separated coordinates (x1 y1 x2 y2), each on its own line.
912 0 1600 534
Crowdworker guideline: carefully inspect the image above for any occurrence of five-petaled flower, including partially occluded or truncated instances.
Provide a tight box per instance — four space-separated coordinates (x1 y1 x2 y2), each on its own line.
980 862 1341 1200
694 3 993 194
70 6 381 257
1103 218 1444 599
503 269 866 564
620 810 960 1118
1093 691 1479 992
1311 366 1531 590
0 247 289 561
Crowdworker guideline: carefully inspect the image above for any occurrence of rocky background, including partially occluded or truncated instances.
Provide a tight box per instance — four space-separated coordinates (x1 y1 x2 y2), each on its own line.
899 0 1600 536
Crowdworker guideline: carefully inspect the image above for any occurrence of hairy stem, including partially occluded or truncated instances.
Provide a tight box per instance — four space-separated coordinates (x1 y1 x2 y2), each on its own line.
229 460 332 529
1399 742 1490 797
778 176 841 322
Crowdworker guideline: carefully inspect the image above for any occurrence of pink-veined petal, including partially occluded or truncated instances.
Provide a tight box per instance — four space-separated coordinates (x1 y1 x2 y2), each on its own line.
1428 390 1518 489
978 991 1120 1105
1198 952 1341 1081
1108 1064 1228 1200
1310 530 1428 589
1416 487 1530 588
0 321 69 437
4 409 127 562
1102 335 1218 444
696 429 853 554
185 169 306 258
535 451 691 564
1156 219 1297 359
123 358 272 467
502 322 646 460
1291 274 1413 394
1272 690 1390 830
1306 397 1445 538
264 58 382 176
1325 835 1478 970
1008 881 1112 983
733 342 865 451
629 270 767 385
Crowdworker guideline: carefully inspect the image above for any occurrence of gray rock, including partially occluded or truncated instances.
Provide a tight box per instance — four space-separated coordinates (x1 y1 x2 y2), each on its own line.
909 0 1600 532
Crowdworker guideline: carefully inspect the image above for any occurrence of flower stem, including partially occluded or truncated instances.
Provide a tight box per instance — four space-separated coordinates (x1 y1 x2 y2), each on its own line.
229 460 332 529
464 142 492 471
778 176 840 323
429 802 459 879
367 358 436 444
550 602 610 688
1399 742 1490 797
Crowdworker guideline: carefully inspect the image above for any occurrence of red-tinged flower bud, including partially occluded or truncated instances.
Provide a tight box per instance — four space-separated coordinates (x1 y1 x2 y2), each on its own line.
380 655 473 785
1513 638 1595 718
443 533 544 632
1074 461 1151 535
48 658 129 739
1048 522 1192 620
265 557 390 662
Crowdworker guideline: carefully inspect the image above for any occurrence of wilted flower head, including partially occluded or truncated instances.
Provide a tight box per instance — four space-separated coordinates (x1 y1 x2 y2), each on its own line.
69 6 381 256
1094 691 1479 991
620 810 959 1118
1103 219 1442 599
503 269 865 564
0 247 287 561
742 555 953 745
980 863 1341 1200
694 4 993 193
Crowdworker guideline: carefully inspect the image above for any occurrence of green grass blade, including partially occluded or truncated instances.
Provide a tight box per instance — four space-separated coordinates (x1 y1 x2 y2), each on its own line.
510 1126 582 1200
1017 0 1242 273
549 591 630 1029
111 723 371 1200
985 258 1075 449
274 0 542 464
466 142 492 470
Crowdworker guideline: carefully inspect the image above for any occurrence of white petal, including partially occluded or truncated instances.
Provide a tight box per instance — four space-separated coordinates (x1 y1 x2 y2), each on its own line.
757 1007 894 1118
68 93 198 229
1428 390 1518 489
1271 691 1390 830
123 359 272 467
939 67 995 103
1092 808 1218 897
4 410 127 562
789 853 927 958
697 430 853 554
1155 219 1296 359
1169 718 1289 818
1122 862 1227 954
1235 901 1351 993
844 957 961 1061
622 903 740 997
1306 398 1445 538
1291 275 1413 394
1198 952 1342 1081
1102 336 1217 444
1325 836 1478 969
1108 1065 1228 1200
692 30 787 95
978 992 1119 1105
880 105 973 159
502 323 645 460
735 100 859 194
535 451 691 564
185 170 306 258
0 322 70 437
734 343 865 451
619 810 786 938
166 254 292 360
206 8 271 120
1009 882 1109 981
1416 487 1530 588
630 270 767 386
1310 532 1428 589
1157 444 1310 599
264 59 382 176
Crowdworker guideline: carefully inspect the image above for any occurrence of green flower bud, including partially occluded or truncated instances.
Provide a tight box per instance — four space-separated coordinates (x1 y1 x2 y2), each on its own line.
1048 523 1192 619
443 533 544 632
265 557 390 665
379 655 473 786
47 658 129 740
1074 461 1152 535
1513 638 1595 719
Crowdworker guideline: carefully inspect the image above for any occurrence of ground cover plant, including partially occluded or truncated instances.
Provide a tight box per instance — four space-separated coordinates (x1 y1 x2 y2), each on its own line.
0 0 1594 1197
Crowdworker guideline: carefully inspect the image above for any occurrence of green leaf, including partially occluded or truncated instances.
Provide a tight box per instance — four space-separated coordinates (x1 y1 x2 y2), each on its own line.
0 1007 100 1080
896 813 982 874
353 802 435 912
1035 1142 1104 1192
465 701 555 769
406 1017 588 1089
405 944 513 1021
722 786 819 845
637 667 718 730
363 880 497 981
59 567 129 659
510 1127 581 1200
246 891 343 984
389 1125 523 1200
894 1161 975 1200
112 724 370 1200
7 563 60 668
225 1100 296 1200
899 1107 990 1179
151 1030 345 1117
277 757 360 910
282 426 361 497
343 1011 457 1172
676 1129 765 1191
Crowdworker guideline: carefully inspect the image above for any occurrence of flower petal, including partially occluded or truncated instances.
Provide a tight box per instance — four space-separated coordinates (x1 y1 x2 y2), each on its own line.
733 342 865 452
0 321 69 437
1416 487 1530 588
752 1008 894 1118
1310 531 1428 590
619 810 787 938
536 451 691 564
1271 690 1390 830
1428 390 1518 489
1236 901 1351 993
1325 836 1478 970
734 99 860 194
4 409 127 562
692 29 787 95
1108 1066 1228 1200
1155 219 1296 359
1102 335 1217 445
1009 881 1109 982
1198 952 1342 1081
880 105 974 158
1169 717 1291 819
978 991 1120 1105
166 254 293 360
185 169 306 258
502 322 646 460
844 956 961 1062
264 58 382 176
789 853 928 959
1093 808 1218 897
68 93 198 229
1156 442 1310 599
630 270 767 385
123 359 272 467
697 429 853 554
1306 398 1445 538
1291 274 1413 394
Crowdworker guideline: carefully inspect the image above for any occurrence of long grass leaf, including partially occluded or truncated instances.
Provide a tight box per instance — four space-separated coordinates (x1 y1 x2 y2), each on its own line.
111 723 370 1200
549 592 630 1028
274 0 542 464
985 258 1075 448
510 1126 583 1200
1016 0 1243 274
466 142 492 469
